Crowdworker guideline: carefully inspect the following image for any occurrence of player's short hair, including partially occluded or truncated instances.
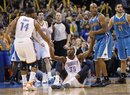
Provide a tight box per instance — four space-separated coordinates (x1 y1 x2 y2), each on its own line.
37 11 43 15
115 2 123 8
25 8 35 14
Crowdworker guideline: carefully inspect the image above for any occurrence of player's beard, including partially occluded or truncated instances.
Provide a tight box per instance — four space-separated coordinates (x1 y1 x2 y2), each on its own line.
117 9 123 14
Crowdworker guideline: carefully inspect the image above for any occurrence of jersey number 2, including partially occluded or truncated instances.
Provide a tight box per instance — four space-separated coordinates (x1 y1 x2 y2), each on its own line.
20 22 29 31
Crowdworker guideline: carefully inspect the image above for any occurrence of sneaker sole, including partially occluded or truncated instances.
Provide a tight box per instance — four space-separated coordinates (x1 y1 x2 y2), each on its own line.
91 83 106 87
51 85 57 89
115 81 126 84
51 85 64 89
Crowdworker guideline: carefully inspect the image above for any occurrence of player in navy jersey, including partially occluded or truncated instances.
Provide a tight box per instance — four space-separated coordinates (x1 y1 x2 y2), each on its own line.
108 2 130 84
88 3 112 87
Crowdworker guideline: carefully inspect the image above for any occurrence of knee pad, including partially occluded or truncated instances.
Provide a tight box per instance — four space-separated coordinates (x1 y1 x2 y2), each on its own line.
30 62 37 68
21 62 27 71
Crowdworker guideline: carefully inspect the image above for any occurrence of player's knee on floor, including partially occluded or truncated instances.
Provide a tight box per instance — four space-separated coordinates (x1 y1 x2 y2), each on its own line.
78 64 90 77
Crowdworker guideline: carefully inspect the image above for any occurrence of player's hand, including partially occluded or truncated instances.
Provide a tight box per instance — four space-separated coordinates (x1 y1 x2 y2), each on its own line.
48 40 54 47
40 43 45 47
64 43 69 49
89 31 95 38
85 49 93 57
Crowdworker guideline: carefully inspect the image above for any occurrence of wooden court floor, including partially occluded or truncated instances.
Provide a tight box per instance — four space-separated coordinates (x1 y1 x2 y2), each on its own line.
0 78 130 95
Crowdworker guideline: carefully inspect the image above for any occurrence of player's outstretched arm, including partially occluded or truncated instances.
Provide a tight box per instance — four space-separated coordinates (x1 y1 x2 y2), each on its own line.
78 37 95 63
5 17 19 40
108 17 114 30
49 46 66 63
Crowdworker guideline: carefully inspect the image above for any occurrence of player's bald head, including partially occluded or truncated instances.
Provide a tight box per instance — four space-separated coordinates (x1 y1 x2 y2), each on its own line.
90 3 97 8
89 3 98 16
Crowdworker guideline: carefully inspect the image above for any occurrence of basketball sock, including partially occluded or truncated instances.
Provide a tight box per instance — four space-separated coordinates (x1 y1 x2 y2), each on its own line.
29 72 36 83
22 75 27 86
42 73 47 82
55 75 60 82
104 76 109 81
47 72 52 78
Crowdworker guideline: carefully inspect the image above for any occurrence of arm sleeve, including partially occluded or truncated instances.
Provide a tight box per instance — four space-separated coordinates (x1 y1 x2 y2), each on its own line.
63 22 70 34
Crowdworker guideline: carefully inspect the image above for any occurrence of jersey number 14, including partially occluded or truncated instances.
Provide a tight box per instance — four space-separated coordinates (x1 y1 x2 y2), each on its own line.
20 22 29 31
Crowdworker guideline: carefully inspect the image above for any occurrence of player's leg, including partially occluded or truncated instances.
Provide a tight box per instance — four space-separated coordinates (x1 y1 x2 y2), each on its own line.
117 60 127 83
10 61 20 84
10 49 21 84
51 61 67 89
21 61 37 91
98 37 111 85
37 59 42 71
98 58 111 86
21 61 28 90
24 39 37 90
116 38 127 84
63 63 90 88
43 58 55 84
26 62 37 91
91 40 103 87
41 42 54 84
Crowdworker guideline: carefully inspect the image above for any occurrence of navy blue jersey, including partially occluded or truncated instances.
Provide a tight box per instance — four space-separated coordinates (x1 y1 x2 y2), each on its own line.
113 13 130 38
89 13 106 40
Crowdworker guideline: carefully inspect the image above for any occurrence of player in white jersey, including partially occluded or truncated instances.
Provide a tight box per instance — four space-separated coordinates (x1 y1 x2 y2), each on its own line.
33 11 53 84
50 46 90 89
4 8 52 91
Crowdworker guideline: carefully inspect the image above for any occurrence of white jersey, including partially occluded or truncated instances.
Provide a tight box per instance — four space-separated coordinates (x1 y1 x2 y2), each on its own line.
34 20 50 59
15 16 35 39
63 56 81 85
36 20 48 42
65 56 81 76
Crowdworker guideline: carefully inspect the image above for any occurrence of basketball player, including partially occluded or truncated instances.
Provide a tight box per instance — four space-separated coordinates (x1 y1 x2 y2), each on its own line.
50 46 90 88
10 43 21 85
108 2 130 83
88 3 112 87
33 11 53 84
4 8 52 91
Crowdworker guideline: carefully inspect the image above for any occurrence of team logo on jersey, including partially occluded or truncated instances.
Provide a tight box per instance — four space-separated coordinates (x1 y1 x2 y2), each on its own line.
118 26 123 31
